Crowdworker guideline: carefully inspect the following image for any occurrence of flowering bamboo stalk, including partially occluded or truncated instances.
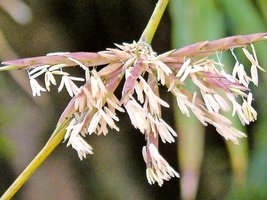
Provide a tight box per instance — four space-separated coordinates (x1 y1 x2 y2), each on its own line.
0 1 171 199
0 0 266 198
0 32 266 198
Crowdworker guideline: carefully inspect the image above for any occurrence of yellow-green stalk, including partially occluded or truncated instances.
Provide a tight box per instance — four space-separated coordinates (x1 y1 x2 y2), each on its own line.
139 0 169 44
0 119 70 200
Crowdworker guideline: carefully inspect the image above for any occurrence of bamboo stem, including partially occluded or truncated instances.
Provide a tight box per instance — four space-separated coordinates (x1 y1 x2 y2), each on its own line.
139 0 169 44
0 120 70 200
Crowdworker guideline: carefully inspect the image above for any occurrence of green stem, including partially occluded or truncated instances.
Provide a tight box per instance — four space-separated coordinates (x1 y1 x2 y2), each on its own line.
139 0 169 44
226 139 248 187
0 119 70 200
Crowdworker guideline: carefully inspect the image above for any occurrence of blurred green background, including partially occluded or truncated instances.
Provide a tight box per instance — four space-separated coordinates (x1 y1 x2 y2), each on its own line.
0 0 266 199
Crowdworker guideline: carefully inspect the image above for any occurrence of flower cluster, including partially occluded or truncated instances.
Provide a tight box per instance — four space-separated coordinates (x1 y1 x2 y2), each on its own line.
1 32 266 186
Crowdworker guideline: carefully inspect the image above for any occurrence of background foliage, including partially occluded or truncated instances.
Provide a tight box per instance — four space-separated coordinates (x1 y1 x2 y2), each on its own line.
0 0 266 199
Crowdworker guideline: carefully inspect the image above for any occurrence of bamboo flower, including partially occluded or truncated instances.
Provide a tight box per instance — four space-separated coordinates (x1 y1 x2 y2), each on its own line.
1 32 267 186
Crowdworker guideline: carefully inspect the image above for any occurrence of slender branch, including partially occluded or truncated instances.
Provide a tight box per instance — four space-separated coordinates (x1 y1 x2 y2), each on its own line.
0 119 70 200
139 0 169 44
